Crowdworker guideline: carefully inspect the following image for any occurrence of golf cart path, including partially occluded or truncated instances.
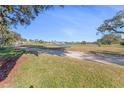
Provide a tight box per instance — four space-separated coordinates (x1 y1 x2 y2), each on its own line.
18 47 124 67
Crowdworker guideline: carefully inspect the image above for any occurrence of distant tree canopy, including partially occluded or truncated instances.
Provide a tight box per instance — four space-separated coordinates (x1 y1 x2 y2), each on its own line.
97 10 124 34
97 33 122 45
81 41 87 44
0 29 22 47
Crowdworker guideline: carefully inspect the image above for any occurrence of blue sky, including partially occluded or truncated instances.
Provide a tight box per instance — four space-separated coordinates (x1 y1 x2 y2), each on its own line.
12 5 124 42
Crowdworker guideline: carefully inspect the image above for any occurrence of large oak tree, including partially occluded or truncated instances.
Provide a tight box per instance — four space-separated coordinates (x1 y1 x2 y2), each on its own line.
97 10 124 34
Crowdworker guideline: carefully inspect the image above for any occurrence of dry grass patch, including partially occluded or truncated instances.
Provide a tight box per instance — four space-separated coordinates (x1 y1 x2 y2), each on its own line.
66 44 124 55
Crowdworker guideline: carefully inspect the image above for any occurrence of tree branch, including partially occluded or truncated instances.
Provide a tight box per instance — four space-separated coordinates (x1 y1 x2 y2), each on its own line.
111 28 124 34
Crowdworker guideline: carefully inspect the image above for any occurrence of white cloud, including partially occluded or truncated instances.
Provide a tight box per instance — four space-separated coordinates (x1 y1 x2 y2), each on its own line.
61 28 78 38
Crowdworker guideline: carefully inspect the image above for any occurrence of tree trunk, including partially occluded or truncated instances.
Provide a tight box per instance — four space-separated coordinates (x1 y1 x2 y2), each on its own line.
0 26 4 48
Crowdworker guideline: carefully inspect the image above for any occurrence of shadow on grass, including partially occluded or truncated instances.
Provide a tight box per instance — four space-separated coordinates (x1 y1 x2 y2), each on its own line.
0 48 24 81
90 50 124 56
88 50 124 66
19 46 67 56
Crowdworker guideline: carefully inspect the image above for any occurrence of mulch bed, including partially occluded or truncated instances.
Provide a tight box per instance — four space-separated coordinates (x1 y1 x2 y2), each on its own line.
0 54 28 87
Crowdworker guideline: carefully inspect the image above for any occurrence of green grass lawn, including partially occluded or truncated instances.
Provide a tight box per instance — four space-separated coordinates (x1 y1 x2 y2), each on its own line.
9 54 124 88
0 47 24 58
22 42 60 48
